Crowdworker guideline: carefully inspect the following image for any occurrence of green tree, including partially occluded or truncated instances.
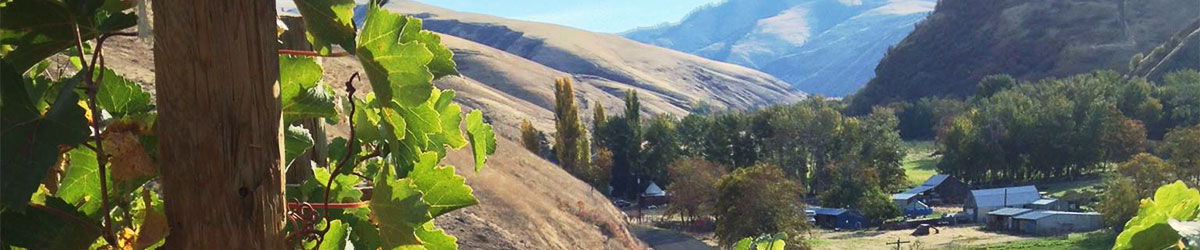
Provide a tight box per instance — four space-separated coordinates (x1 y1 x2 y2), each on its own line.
1097 176 1141 230
862 107 908 192
1116 153 1177 196
553 78 591 177
666 157 726 221
1101 117 1148 162
976 74 1015 98
714 164 809 248
1161 125 1200 185
1161 70 1200 129
640 115 680 185
896 97 966 140
592 102 607 146
520 118 543 155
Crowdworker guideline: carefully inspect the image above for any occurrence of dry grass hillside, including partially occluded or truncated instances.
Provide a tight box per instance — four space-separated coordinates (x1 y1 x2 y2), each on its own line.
87 32 646 249
387 1 805 115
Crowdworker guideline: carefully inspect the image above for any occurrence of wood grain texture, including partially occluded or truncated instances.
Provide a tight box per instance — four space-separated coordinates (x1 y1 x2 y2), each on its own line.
151 0 286 248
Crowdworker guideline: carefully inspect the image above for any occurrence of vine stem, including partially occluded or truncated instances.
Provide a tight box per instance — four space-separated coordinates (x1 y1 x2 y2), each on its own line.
312 72 360 249
286 201 369 210
278 49 348 57
71 24 119 248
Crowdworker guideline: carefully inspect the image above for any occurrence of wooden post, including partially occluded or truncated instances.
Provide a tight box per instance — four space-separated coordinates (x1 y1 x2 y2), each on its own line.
278 14 326 185
152 0 286 248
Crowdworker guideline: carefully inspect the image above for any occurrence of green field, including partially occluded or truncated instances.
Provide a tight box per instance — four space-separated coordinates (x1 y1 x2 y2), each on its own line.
902 141 940 186
954 231 1116 250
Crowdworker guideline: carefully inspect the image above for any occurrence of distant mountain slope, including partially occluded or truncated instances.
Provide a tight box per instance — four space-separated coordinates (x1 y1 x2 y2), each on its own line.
384 1 804 114
624 0 935 96
850 0 1200 112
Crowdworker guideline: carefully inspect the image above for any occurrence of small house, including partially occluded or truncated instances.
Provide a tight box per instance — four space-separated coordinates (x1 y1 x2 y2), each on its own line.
1024 198 1069 211
813 208 867 230
985 207 1032 230
1011 210 1103 235
892 175 970 206
964 185 1041 223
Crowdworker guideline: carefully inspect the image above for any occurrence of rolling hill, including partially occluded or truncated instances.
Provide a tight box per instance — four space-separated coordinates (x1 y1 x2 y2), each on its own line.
90 0 815 248
624 0 935 96
849 0 1200 112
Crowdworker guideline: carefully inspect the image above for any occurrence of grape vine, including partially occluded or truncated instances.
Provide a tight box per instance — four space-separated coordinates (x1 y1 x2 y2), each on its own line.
0 0 497 249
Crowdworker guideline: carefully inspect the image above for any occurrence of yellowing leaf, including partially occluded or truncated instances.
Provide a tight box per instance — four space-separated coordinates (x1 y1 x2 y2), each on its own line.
104 127 154 183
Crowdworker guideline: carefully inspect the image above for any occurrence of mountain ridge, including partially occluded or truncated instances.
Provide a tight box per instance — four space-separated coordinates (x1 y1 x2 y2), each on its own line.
849 0 1200 112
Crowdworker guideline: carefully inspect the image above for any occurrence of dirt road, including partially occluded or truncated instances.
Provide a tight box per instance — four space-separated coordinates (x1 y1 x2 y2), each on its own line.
629 225 715 250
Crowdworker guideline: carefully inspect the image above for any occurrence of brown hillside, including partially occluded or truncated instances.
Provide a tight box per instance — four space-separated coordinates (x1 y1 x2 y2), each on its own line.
388 1 805 113
88 33 646 249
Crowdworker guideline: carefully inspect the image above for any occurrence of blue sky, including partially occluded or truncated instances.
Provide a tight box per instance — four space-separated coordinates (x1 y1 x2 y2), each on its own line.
413 0 724 33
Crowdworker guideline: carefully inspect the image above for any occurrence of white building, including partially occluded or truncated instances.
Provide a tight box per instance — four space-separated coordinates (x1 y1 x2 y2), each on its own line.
963 185 1041 223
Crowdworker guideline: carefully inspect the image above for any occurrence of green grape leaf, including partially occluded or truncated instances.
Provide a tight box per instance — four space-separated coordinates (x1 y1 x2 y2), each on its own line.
356 6 434 107
285 83 339 123
1 65 90 211
319 219 351 250
415 221 458 250
392 18 456 79
410 152 477 217
734 238 753 250
0 0 135 72
96 67 152 118
281 55 321 92
312 167 363 203
371 163 433 249
351 96 383 143
396 100 442 134
415 31 458 79
285 125 315 167
430 90 467 149
380 107 408 146
280 55 338 123
343 208 381 250
465 110 496 172
0 197 101 250
293 0 357 55
326 137 362 175
1115 181 1200 250
57 147 105 217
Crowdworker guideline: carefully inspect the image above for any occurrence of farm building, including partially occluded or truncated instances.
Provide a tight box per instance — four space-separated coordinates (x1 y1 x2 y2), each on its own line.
812 208 867 230
901 200 933 218
964 185 1042 223
985 207 1033 230
1023 198 1070 211
891 175 970 206
1011 210 1103 235
639 181 668 207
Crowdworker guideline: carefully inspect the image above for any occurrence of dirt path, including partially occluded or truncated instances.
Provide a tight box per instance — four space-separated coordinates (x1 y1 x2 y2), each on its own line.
629 225 715 250
812 225 1032 250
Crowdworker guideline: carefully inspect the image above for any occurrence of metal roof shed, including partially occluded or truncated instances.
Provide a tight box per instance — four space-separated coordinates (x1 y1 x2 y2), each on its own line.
964 185 1041 223
1012 211 1103 235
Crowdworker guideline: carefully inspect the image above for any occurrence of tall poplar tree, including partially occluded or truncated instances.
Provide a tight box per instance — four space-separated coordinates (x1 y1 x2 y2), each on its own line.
554 78 591 176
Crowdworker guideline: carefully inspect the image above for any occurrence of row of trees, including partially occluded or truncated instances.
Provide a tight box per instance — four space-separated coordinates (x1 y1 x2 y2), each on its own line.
929 70 1200 185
